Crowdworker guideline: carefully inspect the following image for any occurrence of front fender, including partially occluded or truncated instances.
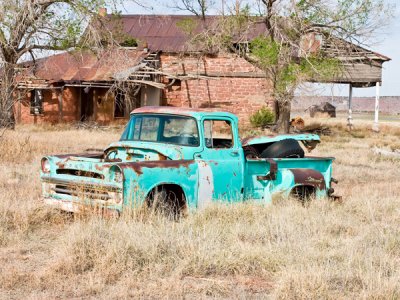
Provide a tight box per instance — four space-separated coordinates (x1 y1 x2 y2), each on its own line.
116 160 199 210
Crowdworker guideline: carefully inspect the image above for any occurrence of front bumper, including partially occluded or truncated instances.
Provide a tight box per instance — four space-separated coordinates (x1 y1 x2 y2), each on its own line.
41 177 123 213
44 197 81 213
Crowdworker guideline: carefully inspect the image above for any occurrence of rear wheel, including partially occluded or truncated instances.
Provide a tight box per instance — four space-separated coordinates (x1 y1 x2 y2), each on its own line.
291 185 316 206
260 139 304 158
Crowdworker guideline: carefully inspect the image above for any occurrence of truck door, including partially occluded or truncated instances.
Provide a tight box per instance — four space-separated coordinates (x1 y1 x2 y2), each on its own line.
197 117 244 205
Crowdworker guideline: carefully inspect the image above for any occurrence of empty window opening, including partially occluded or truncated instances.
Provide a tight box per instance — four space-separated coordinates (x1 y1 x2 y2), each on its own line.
114 90 126 118
30 89 43 115
204 120 233 149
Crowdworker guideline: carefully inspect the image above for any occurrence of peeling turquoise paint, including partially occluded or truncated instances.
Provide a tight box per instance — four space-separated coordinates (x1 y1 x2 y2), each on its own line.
40 107 337 214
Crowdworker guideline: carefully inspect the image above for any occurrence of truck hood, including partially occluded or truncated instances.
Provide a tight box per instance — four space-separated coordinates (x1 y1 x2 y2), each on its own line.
105 141 184 161
41 141 185 180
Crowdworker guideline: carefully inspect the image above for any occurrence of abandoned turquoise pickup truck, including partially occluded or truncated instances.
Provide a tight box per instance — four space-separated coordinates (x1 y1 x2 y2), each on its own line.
40 107 339 216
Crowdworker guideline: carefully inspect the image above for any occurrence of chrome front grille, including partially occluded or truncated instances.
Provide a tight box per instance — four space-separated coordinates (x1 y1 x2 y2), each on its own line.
53 184 112 200
43 180 122 203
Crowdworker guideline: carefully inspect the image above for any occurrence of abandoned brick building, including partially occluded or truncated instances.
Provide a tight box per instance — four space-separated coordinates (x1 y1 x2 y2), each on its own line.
14 14 390 125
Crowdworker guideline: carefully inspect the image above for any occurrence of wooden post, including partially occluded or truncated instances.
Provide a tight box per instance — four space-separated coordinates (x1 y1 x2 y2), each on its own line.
347 84 353 129
372 82 380 132
17 89 21 123
235 0 240 15
58 87 64 122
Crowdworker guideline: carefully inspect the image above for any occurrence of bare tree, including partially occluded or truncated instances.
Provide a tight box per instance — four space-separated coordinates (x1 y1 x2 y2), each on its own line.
0 0 143 129
170 0 216 20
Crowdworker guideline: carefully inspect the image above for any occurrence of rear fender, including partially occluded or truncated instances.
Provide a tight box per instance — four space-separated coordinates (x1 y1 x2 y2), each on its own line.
264 168 327 202
289 168 327 198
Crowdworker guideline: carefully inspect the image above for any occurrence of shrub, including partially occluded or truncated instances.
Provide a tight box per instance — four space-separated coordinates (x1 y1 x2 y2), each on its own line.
250 106 275 128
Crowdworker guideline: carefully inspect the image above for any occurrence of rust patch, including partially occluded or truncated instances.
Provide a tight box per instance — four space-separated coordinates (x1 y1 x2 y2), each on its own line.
117 160 195 175
54 152 104 159
158 153 168 161
132 106 205 116
56 161 66 168
104 158 122 163
94 163 113 171
289 168 326 190
256 158 277 181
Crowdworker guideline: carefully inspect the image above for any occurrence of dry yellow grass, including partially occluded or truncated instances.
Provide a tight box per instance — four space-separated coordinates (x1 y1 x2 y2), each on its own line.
0 121 400 299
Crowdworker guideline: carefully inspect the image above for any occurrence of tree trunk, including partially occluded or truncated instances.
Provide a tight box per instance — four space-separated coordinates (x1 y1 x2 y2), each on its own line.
0 63 16 129
274 98 291 133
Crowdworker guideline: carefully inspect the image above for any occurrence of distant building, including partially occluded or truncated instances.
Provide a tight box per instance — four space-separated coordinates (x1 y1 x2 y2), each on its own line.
14 14 390 125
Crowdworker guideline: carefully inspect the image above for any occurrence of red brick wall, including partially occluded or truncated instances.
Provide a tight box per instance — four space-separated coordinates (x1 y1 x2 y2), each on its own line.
62 87 80 122
16 87 80 124
94 89 115 123
15 53 274 125
160 53 274 125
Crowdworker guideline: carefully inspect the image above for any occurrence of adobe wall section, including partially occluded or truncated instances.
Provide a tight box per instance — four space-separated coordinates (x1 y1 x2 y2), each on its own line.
15 87 80 124
160 53 274 125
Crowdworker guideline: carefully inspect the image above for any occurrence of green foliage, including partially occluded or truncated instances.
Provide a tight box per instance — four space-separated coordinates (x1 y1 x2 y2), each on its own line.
120 38 138 47
250 37 280 67
297 0 390 38
250 107 275 128
176 18 197 36
250 36 341 96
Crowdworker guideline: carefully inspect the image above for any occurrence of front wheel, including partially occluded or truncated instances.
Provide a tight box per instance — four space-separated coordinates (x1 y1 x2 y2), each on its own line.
146 185 187 219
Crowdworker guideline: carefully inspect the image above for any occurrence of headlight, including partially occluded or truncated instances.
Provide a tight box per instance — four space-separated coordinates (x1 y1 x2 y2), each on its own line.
41 158 50 173
110 166 123 183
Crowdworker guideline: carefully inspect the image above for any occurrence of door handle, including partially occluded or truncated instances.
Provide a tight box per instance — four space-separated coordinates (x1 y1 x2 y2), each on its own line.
230 151 239 157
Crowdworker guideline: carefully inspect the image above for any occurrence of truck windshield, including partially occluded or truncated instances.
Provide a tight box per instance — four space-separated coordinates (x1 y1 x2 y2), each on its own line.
120 114 199 147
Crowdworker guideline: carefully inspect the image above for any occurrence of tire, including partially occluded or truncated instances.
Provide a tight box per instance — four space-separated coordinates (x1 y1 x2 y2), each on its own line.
260 139 304 158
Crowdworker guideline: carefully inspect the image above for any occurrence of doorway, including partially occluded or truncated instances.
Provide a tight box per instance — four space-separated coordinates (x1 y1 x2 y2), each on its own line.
80 88 94 121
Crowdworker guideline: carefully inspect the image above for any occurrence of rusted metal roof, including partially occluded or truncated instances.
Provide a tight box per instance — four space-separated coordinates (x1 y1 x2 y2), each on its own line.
106 15 267 53
107 15 390 62
15 15 390 86
22 49 149 83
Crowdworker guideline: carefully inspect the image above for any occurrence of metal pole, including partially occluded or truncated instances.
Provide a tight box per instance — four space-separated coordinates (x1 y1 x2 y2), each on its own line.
373 82 380 132
347 84 353 129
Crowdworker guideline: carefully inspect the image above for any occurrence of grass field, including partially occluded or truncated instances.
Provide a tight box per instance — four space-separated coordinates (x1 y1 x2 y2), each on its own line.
292 110 400 125
1 120 400 299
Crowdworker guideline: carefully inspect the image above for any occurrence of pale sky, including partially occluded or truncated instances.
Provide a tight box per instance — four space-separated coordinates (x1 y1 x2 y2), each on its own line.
121 0 399 97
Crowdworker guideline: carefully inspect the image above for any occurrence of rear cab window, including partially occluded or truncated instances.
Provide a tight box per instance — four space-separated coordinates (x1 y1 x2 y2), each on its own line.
204 119 234 149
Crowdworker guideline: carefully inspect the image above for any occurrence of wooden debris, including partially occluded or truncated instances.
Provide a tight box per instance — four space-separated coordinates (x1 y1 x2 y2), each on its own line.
290 117 305 130
292 122 332 136
372 147 400 158
74 122 110 131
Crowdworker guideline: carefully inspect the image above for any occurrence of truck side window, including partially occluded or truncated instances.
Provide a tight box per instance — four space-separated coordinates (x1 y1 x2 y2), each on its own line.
204 120 233 149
